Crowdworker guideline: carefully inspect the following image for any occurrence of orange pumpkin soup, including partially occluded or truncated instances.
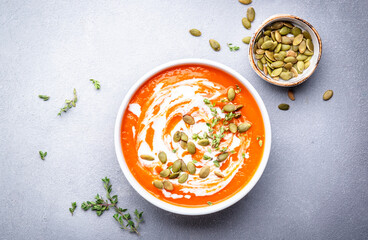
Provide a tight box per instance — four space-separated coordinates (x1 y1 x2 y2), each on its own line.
120 65 265 207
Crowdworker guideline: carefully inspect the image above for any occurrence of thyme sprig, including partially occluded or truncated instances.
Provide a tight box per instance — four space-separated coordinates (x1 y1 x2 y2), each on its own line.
227 43 240 51
39 151 47 160
69 202 77 215
90 79 101 90
38 95 50 101
80 177 143 235
58 88 77 116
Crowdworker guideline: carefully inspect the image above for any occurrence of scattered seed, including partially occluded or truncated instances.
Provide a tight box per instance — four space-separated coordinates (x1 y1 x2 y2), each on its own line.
178 173 189 183
209 39 221 51
323 90 333 101
215 171 225 178
278 103 290 110
173 131 182 142
140 154 154 161
158 151 167 164
239 0 252 5
198 139 210 146
172 159 182 172
180 140 187 150
181 132 188 142
183 114 195 125
189 29 201 37
242 36 251 44
199 166 210 178
247 7 255 22
242 17 251 29
187 141 196 154
229 123 237 133
163 180 173 191
169 172 180 179
217 152 229 162
238 122 251 133
153 180 163 189
160 169 170 178
187 162 196 174
223 104 237 112
288 89 295 101
227 88 236 101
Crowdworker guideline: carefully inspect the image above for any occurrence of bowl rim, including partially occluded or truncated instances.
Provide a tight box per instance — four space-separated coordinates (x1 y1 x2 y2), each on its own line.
249 14 323 87
114 58 272 215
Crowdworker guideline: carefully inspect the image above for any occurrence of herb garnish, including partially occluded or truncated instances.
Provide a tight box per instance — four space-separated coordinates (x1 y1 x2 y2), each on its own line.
38 95 50 101
58 88 77 116
81 177 143 234
227 43 240 51
235 84 242 93
259 140 263 147
242 153 246 159
207 201 213 206
213 160 220 167
203 155 212 160
39 151 47 160
192 160 198 163
90 79 101 90
172 149 177 153
69 202 77 216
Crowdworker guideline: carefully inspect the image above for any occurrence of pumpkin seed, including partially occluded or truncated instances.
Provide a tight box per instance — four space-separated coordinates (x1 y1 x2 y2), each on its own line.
183 114 195 125
163 180 173 191
304 49 314 56
290 67 298 77
180 133 188 142
179 159 188 172
223 104 237 112
239 0 252 4
269 41 278 51
256 49 265 55
242 36 251 44
296 61 305 73
286 50 297 58
257 60 263 70
199 166 210 178
280 71 292 80
160 169 170 178
271 68 283 77
303 30 312 40
306 39 314 51
267 66 272 75
242 17 251 29
217 152 229 162
271 22 284 30
263 64 268 74
284 57 297 63
227 88 236 101
274 43 282 53
296 54 308 61
209 39 221 51
279 26 290 35
323 90 333 101
158 151 167 164
271 31 276 41
264 30 271 36
260 57 266 64
265 51 276 61
264 36 271 42
304 56 312 62
291 45 298 52
180 140 187 150
178 173 188 183
229 123 237 133
187 162 196 174
304 60 310 69
293 34 303 46
275 31 282 42
284 62 293 70
274 53 285 61
187 141 196 154
278 103 290 110
299 40 306 53
271 61 284 68
235 105 243 111
189 29 201 37
238 122 251 133
173 131 181 142
281 36 292 45
261 40 273 50
169 172 180 179
255 54 263 60
257 37 264 48
198 139 210 146
140 154 154 161
172 160 182 172
153 180 163 189
247 7 255 22
288 89 295 101
281 44 291 51
283 22 294 28
291 27 302 36
215 171 225 178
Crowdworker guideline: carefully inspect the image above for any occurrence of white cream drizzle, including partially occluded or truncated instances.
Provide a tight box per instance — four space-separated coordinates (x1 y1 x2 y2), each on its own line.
127 78 251 199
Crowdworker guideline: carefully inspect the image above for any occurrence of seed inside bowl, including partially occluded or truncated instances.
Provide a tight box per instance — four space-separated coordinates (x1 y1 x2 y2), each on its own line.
253 21 314 81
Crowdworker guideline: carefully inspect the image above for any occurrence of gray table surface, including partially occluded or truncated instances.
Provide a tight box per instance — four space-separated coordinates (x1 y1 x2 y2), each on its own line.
1 0 368 239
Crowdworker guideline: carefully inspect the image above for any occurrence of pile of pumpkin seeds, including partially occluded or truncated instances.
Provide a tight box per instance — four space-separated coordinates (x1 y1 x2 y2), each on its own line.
144 87 254 191
254 21 314 80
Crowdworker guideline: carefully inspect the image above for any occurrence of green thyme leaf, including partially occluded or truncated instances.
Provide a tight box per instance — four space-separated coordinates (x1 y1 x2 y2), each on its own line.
39 151 47 160
38 95 50 101
207 201 213 206
242 153 246 159
203 155 212 160
172 149 177 153
69 202 77 216
203 99 211 105
213 160 220 167
259 140 263 147
227 43 240 51
192 160 198 163
90 79 101 90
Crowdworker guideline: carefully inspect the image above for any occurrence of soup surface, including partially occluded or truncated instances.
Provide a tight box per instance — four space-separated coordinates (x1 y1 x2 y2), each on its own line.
121 64 265 207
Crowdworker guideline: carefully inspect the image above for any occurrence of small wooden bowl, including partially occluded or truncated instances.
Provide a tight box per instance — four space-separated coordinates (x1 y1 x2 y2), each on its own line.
249 14 322 87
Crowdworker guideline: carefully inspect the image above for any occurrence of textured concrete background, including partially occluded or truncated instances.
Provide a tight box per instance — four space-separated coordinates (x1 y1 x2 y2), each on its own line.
0 0 367 239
